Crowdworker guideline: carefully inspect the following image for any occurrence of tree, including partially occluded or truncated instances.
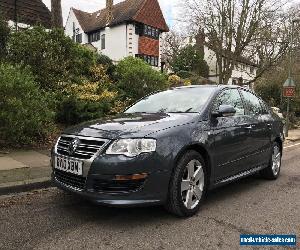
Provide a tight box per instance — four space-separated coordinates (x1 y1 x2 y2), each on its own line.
182 0 290 84
161 30 185 68
51 0 63 28
170 44 209 78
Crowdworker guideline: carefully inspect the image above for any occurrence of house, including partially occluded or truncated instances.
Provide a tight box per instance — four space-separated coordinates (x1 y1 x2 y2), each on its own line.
0 0 51 30
204 45 258 86
186 36 259 86
65 0 169 68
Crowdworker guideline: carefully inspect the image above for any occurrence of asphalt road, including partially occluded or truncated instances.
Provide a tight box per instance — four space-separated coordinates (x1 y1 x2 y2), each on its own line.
1 143 300 250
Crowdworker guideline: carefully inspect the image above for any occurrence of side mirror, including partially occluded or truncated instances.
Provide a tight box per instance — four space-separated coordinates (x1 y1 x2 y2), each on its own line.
212 105 236 118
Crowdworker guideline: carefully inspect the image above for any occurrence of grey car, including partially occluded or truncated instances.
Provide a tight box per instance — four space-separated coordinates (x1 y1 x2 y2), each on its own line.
51 85 284 217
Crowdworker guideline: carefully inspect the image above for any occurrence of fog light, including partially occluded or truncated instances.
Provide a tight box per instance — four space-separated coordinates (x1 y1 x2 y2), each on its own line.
115 173 148 181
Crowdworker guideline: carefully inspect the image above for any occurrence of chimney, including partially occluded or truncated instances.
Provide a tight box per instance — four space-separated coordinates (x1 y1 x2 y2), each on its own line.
106 0 114 25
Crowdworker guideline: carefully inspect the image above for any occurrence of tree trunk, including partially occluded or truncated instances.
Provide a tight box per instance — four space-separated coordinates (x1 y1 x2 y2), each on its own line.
51 0 63 28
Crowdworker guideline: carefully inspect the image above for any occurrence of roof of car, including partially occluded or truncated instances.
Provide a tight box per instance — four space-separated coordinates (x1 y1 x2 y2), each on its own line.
174 85 240 90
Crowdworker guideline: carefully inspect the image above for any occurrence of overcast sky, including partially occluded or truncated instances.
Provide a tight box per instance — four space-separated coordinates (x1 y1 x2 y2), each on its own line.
42 0 180 27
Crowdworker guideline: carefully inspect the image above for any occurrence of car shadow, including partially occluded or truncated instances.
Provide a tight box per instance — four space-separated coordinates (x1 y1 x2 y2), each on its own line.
53 174 268 225
205 174 265 205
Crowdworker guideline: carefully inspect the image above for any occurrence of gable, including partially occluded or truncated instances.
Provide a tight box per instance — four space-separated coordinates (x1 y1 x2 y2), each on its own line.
72 0 145 33
71 0 169 33
133 0 169 32
0 0 51 28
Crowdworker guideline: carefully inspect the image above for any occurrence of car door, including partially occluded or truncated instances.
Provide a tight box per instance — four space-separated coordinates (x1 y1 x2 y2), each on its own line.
210 88 252 181
239 90 272 169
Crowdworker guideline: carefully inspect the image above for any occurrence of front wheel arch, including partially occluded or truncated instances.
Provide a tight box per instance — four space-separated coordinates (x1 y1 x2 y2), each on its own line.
173 144 212 188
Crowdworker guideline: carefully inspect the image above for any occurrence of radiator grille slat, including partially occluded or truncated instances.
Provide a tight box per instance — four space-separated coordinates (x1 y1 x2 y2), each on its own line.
56 135 108 160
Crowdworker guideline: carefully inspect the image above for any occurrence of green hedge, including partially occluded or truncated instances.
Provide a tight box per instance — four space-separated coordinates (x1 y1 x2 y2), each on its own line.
0 63 54 145
7 27 95 91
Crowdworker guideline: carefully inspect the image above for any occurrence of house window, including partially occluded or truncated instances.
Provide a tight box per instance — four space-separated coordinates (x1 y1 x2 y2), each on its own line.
250 67 254 74
136 54 159 67
101 34 106 50
89 31 100 43
75 33 82 43
135 23 160 39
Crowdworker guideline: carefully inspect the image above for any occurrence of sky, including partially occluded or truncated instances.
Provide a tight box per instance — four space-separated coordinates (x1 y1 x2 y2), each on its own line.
42 0 180 27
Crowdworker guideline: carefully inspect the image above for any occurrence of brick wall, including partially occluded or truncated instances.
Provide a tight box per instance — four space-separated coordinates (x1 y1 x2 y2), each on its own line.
138 36 159 56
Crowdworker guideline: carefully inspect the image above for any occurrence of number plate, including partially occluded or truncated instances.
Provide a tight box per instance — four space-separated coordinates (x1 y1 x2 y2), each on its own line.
55 156 83 176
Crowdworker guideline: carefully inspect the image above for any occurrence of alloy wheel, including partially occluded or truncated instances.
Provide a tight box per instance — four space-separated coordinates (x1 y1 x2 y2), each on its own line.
272 145 281 176
181 160 205 209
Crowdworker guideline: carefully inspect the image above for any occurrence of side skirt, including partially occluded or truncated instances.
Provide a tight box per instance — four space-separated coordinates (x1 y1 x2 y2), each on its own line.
209 165 266 189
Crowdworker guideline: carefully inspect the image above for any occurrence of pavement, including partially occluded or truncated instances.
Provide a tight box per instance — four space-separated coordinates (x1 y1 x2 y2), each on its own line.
0 142 299 250
285 128 300 144
0 129 300 194
0 150 52 194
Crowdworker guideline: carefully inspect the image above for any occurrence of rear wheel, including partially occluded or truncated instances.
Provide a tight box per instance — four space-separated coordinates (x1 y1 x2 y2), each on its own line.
165 150 207 217
260 142 282 180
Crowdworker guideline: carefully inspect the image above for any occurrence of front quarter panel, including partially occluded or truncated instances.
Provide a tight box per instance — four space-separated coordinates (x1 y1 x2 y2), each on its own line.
152 120 213 173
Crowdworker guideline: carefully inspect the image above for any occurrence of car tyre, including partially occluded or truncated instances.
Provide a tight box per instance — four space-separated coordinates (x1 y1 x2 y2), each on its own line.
165 150 207 217
260 142 282 180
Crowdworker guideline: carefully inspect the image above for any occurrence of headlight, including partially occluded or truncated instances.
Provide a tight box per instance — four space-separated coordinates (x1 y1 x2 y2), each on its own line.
106 139 156 157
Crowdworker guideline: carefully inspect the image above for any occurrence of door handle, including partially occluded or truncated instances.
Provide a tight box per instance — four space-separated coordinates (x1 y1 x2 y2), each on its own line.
240 124 253 129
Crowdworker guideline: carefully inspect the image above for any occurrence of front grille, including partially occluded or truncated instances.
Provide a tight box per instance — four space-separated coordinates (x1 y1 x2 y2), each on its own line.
55 169 86 190
92 179 146 193
56 135 107 159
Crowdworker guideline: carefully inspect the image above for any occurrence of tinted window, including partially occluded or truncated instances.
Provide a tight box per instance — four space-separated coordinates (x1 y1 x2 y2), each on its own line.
260 100 269 114
241 90 263 115
213 89 245 116
125 87 215 114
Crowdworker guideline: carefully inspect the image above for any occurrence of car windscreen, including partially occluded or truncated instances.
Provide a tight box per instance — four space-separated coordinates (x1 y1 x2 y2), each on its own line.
125 87 215 114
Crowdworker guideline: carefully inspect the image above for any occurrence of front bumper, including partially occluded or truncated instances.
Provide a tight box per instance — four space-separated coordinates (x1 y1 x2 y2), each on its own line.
51 152 171 207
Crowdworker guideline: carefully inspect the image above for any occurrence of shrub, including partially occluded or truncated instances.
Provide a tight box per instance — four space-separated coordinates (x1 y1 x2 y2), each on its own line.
96 53 116 78
57 65 122 125
0 63 54 145
56 97 106 125
115 57 168 100
7 27 96 91
168 74 182 87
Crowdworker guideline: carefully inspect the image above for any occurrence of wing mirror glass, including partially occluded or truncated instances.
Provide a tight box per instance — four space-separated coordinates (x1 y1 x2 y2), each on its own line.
212 105 236 118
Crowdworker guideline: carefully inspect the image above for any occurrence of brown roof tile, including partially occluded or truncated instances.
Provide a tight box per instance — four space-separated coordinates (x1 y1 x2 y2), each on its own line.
72 0 169 33
0 0 51 28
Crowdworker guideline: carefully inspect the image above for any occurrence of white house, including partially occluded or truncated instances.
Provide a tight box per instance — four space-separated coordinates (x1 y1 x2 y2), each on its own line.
0 0 51 30
186 36 258 86
65 0 169 68
204 45 258 85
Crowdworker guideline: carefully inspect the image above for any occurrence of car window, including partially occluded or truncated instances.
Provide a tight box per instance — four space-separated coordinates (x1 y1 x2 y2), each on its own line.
125 87 215 114
241 90 263 115
259 100 269 115
212 89 245 116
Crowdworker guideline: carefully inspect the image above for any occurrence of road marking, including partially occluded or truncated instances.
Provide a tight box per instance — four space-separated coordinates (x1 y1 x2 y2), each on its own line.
284 142 300 149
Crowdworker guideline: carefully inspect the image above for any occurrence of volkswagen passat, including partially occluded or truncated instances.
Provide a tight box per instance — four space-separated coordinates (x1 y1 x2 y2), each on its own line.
51 85 284 217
